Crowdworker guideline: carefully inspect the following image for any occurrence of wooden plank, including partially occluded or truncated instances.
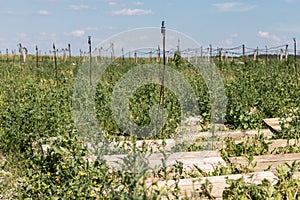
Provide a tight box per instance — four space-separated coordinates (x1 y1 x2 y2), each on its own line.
103 151 226 172
108 139 175 152
177 129 273 144
229 152 300 172
263 118 281 132
268 139 297 153
211 139 297 153
148 171 278 199
263 117 292 132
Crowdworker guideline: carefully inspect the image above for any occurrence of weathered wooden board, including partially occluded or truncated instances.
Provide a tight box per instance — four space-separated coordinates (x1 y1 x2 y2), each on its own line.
108 139 175 152
268 139 297 153
148 171 278 199
177 129 273 144
103 151 226 172
210 139 298 153
263 118 282 132
229 152 300 172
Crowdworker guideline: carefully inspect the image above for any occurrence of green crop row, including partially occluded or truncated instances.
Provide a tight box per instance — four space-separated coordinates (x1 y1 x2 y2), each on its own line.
0 56 299 199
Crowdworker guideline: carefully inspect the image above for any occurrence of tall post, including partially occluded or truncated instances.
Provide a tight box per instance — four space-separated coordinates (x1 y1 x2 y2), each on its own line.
111 43 115 61
242 44 245 61
53 43 58 85
253 49 257 61
134 51 137 63
68 43 71 63
265 46 268 64
36 45 39 68
88 36 92 85
294 38 298 85
6 48 8 63
161 21 166 136
157 45 160 63
12 50 15 63
285 44 289 62
18 43 22 65
209 44 212 62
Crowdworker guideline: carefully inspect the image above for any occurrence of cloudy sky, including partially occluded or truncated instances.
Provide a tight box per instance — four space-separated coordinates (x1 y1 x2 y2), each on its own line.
0 0 300 55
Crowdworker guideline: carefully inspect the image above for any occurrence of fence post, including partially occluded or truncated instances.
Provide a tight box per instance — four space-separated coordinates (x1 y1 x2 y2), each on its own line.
134 51 137 63
265 46 268 64
285 44 289 62
280 49 283 61
53 43 58 85
157 46 160 63
209 44 212 62
68 44 71 63
111 43 115 61
6 48 8 63
294 38 298 85
88 36 92 85
36 45 39 68
242 44 245 61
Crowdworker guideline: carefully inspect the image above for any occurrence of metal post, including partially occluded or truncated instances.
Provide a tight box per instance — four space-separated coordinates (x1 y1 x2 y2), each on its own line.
161 21 166 136
294 38 298 85
209 44 212 62
6 48 8 63
68 43 71 63
265 46 268 64
285 44 289 63
53 43 58 85
88 36 92 85
36 45 39 68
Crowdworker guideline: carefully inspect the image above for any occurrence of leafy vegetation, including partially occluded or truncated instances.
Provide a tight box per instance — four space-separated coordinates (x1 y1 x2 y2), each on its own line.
0 55 299 199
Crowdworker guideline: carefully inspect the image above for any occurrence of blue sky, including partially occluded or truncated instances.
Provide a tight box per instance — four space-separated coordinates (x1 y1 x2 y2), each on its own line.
0 0 300 55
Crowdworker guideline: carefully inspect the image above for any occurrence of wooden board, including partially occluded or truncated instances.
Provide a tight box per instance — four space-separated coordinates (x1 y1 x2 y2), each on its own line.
103 151 226 172
229 152 300 172
148 171 278 199
263 118 281 132
108 139 175 152
177 129 273 144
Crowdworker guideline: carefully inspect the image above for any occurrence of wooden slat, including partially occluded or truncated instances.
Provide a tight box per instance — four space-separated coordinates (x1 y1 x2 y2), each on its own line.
148 171 278 199
177 129 273 144
229 152 300 172
268 139 297 153
103 151 226 172
108 139 175 152
211 139 297 153
263 118 281 132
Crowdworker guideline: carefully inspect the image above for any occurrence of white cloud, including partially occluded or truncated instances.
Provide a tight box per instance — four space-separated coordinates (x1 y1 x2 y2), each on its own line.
70 30 85 37
68 4 90 10
108 1 117 6
36 10 50 15
222 38 233 45
258 31 281 43
0 10 14 15
231 33 238 38
133 1 144 6
212 2 256 12
85 26 98 31
39 32 56 37
16 32 27 37
112 8 153 16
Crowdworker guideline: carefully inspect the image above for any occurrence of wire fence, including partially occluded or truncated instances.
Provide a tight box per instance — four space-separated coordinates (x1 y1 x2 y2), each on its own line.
1 42 300 64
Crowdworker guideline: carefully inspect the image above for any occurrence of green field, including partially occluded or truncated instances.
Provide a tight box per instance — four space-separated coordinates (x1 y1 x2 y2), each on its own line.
0 55 299 199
